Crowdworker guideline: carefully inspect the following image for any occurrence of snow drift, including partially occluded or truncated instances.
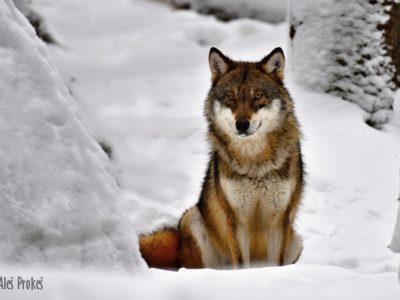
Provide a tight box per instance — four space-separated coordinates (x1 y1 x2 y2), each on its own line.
0 0 143 270
391 205 400 253
390 171 400 253
160 0 288 23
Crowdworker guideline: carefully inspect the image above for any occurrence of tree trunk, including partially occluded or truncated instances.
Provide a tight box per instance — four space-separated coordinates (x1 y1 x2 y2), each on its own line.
378 1 400 86
289 0 399 128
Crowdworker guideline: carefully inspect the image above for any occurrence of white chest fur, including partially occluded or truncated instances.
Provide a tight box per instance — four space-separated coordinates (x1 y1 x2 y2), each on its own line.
220 175 295 221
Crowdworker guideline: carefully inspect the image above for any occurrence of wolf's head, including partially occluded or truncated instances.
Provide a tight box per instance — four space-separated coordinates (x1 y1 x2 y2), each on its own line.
205 47 293 139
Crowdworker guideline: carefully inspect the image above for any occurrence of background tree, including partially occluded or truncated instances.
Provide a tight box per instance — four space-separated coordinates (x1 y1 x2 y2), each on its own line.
156 0 287 23
289 0 400 128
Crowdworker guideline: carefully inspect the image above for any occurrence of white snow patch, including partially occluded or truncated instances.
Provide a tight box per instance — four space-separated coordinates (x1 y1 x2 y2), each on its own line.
0 0 143 270
1 265 400 300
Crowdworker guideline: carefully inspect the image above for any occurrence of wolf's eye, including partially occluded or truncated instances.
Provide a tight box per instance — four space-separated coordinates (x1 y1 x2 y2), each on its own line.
227 94 235 101
254 93 263 100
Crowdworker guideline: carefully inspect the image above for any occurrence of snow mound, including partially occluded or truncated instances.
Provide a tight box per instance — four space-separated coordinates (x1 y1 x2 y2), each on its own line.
391 204 400 253
0 0 143 270
390 172 400 253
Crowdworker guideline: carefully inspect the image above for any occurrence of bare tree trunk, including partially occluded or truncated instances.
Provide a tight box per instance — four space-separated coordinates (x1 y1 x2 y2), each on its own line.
379 1 400 86
289 0 399 128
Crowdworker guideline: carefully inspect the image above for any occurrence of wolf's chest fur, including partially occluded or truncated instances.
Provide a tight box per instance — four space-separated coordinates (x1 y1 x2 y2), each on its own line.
217 173 296 265
220 175 294 221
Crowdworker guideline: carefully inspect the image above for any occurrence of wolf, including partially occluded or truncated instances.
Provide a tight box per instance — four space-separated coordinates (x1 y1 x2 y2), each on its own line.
139 47 304 269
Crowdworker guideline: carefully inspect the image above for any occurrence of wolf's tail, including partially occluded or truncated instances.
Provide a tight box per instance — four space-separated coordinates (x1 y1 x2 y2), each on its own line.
139 228 179 269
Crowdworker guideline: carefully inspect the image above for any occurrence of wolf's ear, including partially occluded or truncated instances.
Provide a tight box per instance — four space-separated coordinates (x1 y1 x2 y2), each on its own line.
209 47 232 81
259 47 285 81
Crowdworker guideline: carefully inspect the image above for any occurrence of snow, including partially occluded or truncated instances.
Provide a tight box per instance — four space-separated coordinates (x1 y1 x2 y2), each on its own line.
161 0 288 23
12 0 30 15
2 265 400 300
289 0 396 126
391 204 400 253
1 0 400 297
0 0 143 270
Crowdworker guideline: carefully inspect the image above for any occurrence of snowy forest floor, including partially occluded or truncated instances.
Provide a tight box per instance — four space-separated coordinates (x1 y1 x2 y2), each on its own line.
6 0 400 298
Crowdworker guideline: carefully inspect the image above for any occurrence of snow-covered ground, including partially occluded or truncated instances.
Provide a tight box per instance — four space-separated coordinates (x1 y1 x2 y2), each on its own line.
2 265 400 300
2 0 400 298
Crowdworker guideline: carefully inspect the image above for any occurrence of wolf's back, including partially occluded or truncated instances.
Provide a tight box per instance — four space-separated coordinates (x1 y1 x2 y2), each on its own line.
139 228 179 269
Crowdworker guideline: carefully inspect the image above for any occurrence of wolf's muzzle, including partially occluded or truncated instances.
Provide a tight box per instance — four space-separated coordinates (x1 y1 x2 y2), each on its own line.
235 118 250 134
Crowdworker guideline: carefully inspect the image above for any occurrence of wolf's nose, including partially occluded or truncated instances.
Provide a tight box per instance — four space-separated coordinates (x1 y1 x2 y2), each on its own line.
235 119 250 134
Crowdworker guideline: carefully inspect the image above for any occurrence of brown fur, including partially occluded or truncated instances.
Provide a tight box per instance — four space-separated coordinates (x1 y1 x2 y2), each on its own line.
139 47 304 269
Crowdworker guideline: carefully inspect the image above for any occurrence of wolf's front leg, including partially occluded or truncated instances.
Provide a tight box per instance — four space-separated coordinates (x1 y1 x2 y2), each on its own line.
285 229 303 264
236 226 250 268
225 220 246 269
279 226 303 265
